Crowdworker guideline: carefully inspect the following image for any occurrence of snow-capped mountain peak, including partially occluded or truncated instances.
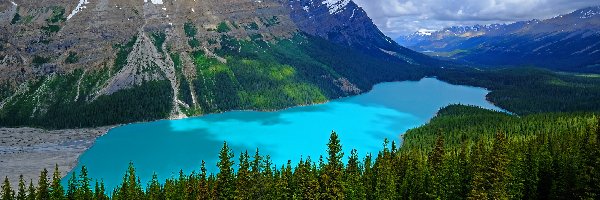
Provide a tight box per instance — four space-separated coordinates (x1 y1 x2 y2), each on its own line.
322 0 350 14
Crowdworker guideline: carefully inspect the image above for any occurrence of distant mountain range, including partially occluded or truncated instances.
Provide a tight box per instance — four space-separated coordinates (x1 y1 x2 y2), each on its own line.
396 6 600 72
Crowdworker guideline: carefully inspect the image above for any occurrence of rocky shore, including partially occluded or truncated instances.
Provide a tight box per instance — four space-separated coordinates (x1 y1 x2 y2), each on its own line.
0 127 110 185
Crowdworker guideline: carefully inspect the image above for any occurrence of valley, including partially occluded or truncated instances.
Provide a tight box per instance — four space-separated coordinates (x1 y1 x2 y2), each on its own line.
0 0 599 199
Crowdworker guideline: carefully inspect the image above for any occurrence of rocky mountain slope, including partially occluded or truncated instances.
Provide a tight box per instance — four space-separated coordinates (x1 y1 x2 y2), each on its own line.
396 6 600 72
0 0 436 128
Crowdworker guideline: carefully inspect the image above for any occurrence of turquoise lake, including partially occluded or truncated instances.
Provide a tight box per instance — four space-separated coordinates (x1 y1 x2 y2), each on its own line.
64 78 503 191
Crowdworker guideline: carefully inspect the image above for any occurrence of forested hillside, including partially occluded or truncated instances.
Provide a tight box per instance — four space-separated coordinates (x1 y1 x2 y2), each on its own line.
2 105 598 199
0 0 439 129
435 67 600 115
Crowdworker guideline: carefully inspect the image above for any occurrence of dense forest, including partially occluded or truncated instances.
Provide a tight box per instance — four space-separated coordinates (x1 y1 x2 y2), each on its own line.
435 67 600 115
2 105 599 199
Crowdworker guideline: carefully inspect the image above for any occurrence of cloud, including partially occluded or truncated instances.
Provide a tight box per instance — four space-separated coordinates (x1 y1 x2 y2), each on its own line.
353 0 600 37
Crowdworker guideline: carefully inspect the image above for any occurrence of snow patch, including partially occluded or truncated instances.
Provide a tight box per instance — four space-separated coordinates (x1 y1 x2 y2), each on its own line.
144 0 163 4
10 1 17 6
322 0 350 14
416 29 435 36
66 0 90 20
580 9 599 19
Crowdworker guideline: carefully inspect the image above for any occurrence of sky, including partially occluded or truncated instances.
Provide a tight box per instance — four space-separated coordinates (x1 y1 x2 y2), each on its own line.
352 0 600 37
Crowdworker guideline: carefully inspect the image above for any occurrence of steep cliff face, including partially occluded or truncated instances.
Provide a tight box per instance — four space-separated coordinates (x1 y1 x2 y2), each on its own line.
0 0 297 84
0 0 435 128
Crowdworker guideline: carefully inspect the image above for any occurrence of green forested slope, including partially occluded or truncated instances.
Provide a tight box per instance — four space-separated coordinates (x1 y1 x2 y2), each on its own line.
436 67 600 115
0 33 433 129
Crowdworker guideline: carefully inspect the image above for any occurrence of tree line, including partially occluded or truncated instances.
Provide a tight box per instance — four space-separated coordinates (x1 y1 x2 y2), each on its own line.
2 107 599 200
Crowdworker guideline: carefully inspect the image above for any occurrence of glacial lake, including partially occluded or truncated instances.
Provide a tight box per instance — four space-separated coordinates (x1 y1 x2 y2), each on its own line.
64 78 503 191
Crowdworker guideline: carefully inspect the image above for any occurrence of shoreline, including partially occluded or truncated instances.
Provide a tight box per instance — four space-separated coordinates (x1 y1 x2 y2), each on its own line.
0 77 511 185
0 127 111 185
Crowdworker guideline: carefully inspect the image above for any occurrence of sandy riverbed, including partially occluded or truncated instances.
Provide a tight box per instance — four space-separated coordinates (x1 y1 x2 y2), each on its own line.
0 127 110 185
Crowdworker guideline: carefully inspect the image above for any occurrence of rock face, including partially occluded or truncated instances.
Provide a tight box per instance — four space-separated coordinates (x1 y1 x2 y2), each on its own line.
0 0 298 84
397 6 600 72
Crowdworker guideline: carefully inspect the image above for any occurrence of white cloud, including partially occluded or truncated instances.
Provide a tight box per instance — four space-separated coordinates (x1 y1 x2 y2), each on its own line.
353 0 600 37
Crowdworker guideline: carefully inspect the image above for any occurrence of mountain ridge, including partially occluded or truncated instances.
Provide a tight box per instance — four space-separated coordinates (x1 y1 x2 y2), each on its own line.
396 6 600 72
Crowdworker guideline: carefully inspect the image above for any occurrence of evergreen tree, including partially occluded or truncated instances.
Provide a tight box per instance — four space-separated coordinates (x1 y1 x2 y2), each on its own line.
428 135 445 199
362 154 375 200
113 162 143 200
16 176 26 200
489 132 510 199
262 155 275 198
50 165 64 200
2 177 14 200
93 181 107 200
146 173 163 200
77 166 92 200
26 181 34 200
249 149 263 199
198 161 209 200
374 139 395 199
235 151 250 200
344 149 365 199
320 131 344 199
66 173 77 200
216 142 235 199
467 140 489 200
37 169 50 200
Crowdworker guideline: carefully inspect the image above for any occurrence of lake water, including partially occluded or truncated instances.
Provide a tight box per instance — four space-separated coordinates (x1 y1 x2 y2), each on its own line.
63 78 503 191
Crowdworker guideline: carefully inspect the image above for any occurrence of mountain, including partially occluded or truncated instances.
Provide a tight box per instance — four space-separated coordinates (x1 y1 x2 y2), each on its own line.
0 0 436 128
396 6 600 72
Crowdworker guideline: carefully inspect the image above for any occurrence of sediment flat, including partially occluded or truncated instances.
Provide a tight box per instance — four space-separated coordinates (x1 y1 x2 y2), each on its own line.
0 127 110 185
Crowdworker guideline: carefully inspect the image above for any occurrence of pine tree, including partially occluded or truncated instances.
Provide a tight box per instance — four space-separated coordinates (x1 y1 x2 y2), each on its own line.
26 181 34 200
146 173 163 200
50 165 64 200
362 154 375 200
321 131 344 199
249 149 263 199
467 140 489 200
2 176 14 200
216 142 235 199
457 141 472 199
235 151 250 200
93 181 107 200
262 155 275 198
428 135 445 199
489 132 510 199
276 161 293 199
16 176 26 200
344 149 365 199
198 161 209 200
113 162 143 200
77 166 92 200
374 139 395 199
66 173 77 200
37 169 50 200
